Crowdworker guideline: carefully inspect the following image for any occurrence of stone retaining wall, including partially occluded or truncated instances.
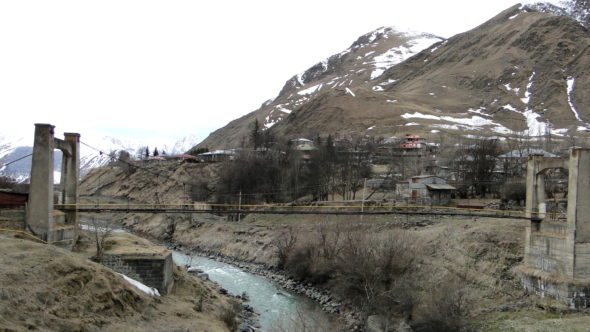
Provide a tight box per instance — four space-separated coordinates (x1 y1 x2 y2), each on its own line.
101 252 174 295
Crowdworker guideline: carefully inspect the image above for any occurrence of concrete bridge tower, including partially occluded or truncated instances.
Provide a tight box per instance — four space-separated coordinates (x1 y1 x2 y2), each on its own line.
519 148 590 308
26 123 80 247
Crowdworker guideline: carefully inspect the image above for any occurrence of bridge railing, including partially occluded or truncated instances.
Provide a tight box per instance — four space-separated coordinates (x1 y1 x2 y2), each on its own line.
55 202 529 218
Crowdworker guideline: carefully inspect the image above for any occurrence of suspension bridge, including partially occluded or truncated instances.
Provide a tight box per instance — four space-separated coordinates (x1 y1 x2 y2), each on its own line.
0 124 552 228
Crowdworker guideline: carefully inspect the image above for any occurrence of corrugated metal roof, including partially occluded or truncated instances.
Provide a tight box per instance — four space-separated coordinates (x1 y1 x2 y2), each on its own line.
199 150 236 156
498 149 559 158
426 184 455 190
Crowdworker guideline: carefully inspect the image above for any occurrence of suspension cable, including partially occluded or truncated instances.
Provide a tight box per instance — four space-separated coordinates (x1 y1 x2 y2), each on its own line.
0 153 33 169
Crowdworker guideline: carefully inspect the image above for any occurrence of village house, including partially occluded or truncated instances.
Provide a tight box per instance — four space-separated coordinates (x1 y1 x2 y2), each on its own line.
198 150 236 162
164 153 201 163
396 175 455 206
498 148 559 177
289 138 316 162
0 189 28 209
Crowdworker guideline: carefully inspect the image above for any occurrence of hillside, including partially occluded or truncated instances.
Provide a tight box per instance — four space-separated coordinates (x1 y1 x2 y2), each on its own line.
0 232 235 331
198 3 590 150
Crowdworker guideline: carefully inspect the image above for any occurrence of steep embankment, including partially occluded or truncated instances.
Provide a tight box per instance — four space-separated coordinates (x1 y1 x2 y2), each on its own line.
0 232 236 332
80 160 221 204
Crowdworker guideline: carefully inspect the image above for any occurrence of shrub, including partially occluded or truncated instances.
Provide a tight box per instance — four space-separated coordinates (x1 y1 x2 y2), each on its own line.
411 280 473 332
218 300 241 331
273 226 298 269
278 225 418 318
331 232 417 315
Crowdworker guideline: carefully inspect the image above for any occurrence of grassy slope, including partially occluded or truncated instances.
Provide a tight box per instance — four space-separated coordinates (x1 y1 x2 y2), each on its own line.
0 232 233 332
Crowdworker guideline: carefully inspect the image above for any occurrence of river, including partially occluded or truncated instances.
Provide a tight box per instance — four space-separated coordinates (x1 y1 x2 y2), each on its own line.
172 252 335 331
79 217 336 331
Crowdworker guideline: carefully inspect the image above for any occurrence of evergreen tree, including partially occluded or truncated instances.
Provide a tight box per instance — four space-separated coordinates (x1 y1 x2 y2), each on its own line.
250 119 262 150
153 147 159 156
145 146 150 158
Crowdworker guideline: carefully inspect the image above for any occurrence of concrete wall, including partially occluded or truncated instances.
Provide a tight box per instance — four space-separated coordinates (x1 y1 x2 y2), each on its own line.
0 208 26 221
526 225 570 275
100 252 174 295
520 273 590 309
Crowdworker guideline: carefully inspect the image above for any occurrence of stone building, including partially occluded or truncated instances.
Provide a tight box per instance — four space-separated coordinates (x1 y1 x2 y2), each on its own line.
396 175 455 206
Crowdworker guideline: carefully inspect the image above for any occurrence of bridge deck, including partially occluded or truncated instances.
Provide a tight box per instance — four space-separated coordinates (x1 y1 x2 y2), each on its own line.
55 204 529 218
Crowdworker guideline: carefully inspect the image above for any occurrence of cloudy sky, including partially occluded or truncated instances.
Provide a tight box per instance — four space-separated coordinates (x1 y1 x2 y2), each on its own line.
0 0 556 146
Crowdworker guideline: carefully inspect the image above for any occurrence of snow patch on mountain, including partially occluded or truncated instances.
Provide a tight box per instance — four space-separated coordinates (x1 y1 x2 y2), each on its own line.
567 77 583 122
370 32 441 80
521 72 535 105
298 83 323 96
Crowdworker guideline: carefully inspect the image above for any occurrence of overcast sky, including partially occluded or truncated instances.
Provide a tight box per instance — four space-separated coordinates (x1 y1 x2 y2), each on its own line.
0 1 557 145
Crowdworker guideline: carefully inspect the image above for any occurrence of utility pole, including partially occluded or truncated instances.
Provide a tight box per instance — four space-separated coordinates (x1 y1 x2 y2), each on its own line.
361 178 367 221
237 191 242 222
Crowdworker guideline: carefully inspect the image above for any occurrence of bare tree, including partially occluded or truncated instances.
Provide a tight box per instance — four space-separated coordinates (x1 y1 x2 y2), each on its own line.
89 217 117 262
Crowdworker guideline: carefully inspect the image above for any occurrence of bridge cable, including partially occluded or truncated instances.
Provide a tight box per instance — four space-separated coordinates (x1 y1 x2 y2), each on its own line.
0 153 33 169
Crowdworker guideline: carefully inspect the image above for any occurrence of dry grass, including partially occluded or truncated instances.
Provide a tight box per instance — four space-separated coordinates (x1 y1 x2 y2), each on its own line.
0 232 234 332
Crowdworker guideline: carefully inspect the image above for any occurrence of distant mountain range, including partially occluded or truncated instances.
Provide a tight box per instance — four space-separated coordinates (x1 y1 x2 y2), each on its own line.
197 1 590 150
0 133 200 182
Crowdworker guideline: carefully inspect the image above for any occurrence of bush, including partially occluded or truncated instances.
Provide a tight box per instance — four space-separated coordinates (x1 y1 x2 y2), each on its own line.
412 280 473 332
218 300 241 331
278 224 418 318
501 180 526 201
331 232 416 315
273 226 298 269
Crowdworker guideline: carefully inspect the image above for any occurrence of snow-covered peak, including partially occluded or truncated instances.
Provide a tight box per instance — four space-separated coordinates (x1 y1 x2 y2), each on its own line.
0 131 202 181
350 26 442 50
526 0 590 26
170 134 201 154
0 135 28 159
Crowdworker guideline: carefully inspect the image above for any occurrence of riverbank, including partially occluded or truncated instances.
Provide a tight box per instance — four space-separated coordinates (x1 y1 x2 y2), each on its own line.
95 210 590 331
95 211 359 330
172 245 354 330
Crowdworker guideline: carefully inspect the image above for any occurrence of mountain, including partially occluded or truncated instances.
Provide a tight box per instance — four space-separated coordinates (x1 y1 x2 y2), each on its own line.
165 134 201 155
0 133 200 182
197 1 590 150
198 27 443 149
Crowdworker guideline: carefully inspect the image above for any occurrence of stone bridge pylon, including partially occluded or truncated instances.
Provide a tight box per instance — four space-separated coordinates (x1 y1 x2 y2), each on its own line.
26 123 80 247
518 148 590 308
